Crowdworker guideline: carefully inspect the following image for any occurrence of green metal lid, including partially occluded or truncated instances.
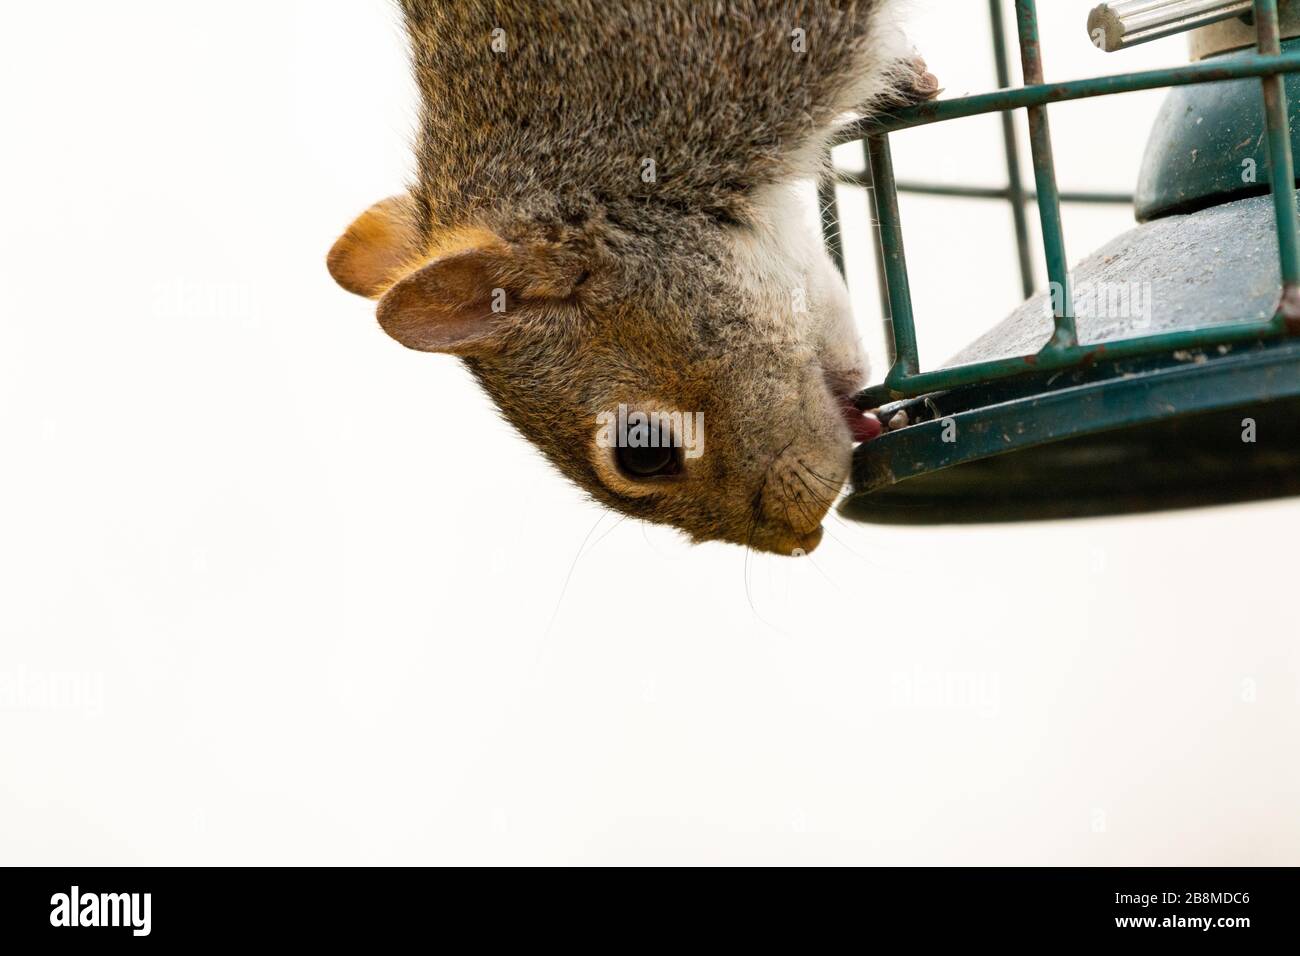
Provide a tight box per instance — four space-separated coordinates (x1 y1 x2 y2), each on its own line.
1136 37 1300 220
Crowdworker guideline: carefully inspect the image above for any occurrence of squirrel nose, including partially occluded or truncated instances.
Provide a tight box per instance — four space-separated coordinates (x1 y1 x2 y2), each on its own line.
752 524 824 556
775 526 824 556
789 527 823 556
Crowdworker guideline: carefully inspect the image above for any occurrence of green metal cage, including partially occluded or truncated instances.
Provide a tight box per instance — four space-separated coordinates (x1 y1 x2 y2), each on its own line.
829 0 1300 523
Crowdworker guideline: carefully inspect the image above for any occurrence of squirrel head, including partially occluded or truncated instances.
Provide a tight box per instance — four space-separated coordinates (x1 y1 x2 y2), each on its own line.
328 190 865 555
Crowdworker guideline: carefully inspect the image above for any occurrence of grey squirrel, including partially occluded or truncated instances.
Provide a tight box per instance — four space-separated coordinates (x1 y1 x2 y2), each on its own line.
328 1 936 554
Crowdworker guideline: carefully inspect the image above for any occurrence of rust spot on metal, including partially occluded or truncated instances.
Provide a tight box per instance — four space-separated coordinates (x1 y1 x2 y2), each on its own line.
1279 283 1300 333
1077 348 1104 369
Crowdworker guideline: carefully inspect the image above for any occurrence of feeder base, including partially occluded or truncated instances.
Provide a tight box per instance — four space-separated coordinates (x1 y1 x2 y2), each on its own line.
842 338 1300 524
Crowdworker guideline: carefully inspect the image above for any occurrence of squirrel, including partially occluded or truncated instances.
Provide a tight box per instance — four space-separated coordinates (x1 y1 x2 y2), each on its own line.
328 1 936 555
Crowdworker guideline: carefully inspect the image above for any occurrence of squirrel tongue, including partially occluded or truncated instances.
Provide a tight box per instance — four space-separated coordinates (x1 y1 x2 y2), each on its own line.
842 405 884 443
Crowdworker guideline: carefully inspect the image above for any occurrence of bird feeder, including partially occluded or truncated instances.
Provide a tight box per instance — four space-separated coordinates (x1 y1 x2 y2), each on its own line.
831 0 1300 523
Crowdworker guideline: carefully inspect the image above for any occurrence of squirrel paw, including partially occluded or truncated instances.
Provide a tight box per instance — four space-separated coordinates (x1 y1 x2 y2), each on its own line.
895 55 942 105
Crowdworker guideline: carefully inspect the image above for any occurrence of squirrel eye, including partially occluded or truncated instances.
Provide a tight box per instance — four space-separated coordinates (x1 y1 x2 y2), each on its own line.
615 443 681 480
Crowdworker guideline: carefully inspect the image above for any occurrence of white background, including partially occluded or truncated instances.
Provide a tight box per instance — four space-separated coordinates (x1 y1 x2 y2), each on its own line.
2 1 1297 865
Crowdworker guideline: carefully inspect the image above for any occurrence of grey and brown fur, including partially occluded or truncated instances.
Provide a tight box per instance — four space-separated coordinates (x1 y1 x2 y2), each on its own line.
329 0 923 554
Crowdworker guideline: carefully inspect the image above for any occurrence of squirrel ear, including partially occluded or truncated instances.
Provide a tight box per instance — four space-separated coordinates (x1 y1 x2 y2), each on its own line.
375 247 513 355
375 239 586 356
327 195 423 299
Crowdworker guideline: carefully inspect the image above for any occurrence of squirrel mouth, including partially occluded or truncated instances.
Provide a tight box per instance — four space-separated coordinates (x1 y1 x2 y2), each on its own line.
822 367 883 444
841 402 883 443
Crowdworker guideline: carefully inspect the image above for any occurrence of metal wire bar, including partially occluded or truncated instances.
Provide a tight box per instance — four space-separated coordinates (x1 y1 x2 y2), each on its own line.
1016 0 1077 348
1255 0 1300 324
883 319 1283 394
833 172 1133 205
861 143 897 364
867 135 920 377
838 50 1300 140
991 0 1038 299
